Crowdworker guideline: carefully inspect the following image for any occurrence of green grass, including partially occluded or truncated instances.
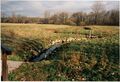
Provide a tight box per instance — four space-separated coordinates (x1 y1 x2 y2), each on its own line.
8 72 16 81
8 38 119 81
1 23 119 81
7 55 23 61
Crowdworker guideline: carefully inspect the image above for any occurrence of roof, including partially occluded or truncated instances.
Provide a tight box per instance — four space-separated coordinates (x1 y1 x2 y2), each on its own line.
1 45 12 55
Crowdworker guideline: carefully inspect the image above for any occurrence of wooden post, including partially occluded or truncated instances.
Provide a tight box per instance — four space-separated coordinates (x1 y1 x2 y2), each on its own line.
1 45 12 81
83 26 92 38
89 30 92 38
2 53 8 81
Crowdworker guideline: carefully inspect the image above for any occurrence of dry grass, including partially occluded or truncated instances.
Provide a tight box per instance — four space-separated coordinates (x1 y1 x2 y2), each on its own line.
2 23 118 81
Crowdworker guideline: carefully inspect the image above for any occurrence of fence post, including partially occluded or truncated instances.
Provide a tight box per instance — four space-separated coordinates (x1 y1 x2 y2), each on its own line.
1 45 12 81
2 53 8 81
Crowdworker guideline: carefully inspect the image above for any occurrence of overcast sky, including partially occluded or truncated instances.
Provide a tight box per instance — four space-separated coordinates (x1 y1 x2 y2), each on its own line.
1 0 119 17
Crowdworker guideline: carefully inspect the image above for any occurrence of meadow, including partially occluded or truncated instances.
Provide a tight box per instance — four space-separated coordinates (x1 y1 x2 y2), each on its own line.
1 23 119 81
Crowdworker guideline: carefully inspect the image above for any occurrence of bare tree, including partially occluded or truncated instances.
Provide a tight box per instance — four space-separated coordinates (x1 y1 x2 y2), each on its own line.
71 12 85 26
44 10 50 18
91 1 106 24
1 12 6 18
109 9 119 25
44 10 50 24
11 11 16 23
59 12 68 24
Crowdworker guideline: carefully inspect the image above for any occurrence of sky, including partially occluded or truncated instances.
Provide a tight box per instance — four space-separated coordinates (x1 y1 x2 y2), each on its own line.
1 0 119 17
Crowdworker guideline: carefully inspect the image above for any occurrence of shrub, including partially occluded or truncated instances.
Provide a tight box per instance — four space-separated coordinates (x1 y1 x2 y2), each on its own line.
80 21 86 26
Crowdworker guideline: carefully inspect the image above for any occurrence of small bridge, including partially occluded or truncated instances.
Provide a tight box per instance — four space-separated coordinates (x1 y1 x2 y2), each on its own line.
29 43 62 62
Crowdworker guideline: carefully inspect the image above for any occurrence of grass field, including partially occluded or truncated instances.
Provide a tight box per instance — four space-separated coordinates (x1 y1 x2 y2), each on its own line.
1 23 119 81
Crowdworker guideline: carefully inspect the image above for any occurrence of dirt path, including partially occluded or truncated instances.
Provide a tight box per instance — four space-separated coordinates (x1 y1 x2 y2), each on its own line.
7 60 24 73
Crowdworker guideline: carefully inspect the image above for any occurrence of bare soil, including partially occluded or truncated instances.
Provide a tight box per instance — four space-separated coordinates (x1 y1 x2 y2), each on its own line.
7 60 24 73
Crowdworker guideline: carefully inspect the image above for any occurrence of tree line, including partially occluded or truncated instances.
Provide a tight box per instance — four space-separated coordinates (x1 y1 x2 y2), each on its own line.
1 2 119 26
